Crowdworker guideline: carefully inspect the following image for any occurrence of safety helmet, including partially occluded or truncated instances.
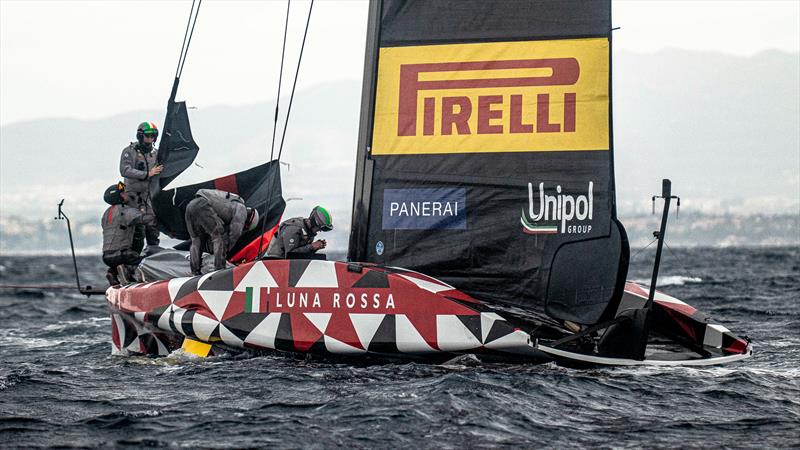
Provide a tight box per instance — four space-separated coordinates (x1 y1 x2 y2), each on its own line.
245 208 260 232
136 121 159 144
103 181 126 205
309 206 333 232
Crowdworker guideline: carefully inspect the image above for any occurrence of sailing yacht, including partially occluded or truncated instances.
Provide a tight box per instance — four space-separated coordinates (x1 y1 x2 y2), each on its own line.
105 0 751 366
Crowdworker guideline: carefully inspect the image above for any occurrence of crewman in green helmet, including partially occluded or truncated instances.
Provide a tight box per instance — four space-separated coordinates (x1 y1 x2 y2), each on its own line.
119 121 163 254
265 206 333 259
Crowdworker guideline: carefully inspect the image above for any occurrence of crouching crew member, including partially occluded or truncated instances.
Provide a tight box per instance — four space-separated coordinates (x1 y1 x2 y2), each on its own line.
101 182 144 286
265 206 333 259
120 121 163 253
185 189 259 275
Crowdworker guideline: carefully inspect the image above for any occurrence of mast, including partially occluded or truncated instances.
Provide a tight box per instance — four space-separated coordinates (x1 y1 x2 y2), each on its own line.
348 0 382 262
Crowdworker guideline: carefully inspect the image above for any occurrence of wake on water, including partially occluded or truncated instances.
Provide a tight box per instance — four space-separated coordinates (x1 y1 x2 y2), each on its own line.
632 275 704 287
0 247 798 447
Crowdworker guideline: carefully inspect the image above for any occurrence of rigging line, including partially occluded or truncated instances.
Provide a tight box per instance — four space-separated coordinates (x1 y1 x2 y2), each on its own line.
630 236 658 261
174 0 198 79
663 240 697 279
177 0 203 79
270 0 292 161
257 0 311 259
276 0 314 162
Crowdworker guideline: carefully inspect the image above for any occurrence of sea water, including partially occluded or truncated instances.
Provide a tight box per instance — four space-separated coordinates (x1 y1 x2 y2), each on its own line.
1 247 798 447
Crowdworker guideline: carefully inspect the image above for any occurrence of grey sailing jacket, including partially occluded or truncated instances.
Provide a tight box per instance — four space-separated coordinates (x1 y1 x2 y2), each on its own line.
101 204 143 254
119 142 158 194
265 217 317 258
195 189 248 248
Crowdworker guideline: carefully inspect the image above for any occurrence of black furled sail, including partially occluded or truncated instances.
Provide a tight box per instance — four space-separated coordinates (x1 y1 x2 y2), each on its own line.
151 81 286 261
154 81 200 192
348 0 629 326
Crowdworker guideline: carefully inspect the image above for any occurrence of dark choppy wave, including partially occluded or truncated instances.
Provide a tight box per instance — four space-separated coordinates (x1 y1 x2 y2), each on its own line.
1 247 798 448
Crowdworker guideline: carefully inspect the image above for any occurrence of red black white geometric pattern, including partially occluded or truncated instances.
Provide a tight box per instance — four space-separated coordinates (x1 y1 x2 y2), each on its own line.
106 264 749 360
107 260 535 358
620 282 749 355
110 311 174 356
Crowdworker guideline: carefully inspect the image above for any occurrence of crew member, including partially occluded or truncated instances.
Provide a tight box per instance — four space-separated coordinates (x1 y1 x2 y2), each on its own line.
265 206 333 259
120 121 163 253
101 182 144 286
185 189 259 275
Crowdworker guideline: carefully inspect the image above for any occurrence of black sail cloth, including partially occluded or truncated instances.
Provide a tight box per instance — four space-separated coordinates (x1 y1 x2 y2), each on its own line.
152 161 285 259
150 95 286 260
349 0 628 326
153 99 200 192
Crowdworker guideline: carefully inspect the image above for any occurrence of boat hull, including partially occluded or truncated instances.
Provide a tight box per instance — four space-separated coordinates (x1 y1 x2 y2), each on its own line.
107 259 542 360
106 260 751 366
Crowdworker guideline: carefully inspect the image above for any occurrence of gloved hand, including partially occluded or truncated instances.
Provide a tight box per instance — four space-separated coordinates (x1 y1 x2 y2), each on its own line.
148 165 163 178
311 239 327 251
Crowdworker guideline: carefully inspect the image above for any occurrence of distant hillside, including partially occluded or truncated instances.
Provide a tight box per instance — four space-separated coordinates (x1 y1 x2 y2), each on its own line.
0 79 361 230
613 49 799 214
619 212 799 247
1 48 798 241
1 212 796 255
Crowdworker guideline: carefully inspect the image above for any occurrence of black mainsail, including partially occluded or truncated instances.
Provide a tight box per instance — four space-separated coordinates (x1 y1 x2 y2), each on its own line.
348 0 628 326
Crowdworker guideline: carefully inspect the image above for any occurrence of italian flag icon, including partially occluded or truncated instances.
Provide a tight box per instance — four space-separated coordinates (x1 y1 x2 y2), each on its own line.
245 286 268 313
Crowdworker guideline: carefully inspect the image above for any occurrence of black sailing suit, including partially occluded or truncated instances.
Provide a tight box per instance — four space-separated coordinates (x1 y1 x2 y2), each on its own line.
265 217 318 258
185 189 247 275
119 142 160 246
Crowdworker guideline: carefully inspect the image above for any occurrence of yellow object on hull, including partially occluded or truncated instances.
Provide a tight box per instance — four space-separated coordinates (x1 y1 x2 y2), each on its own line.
182 338 212 357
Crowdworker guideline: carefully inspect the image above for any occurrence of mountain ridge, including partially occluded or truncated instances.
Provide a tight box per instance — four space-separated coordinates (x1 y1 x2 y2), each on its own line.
2 49 798 228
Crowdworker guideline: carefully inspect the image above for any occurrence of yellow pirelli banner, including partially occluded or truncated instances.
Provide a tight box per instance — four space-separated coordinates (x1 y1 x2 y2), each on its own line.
372 38 609 155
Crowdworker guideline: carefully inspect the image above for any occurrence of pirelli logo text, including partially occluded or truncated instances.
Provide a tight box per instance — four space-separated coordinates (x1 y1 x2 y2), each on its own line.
372 38 610 155
398 58 579 137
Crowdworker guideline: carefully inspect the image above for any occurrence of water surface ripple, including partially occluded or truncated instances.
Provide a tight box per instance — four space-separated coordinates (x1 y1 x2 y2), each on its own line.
1 248 798 448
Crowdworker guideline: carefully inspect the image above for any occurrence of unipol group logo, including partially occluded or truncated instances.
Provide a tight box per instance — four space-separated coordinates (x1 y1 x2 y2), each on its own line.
521 182 594 235
372 38 609 155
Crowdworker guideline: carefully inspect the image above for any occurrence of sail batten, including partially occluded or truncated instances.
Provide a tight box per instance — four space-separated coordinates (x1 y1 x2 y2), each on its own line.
349 0 627 326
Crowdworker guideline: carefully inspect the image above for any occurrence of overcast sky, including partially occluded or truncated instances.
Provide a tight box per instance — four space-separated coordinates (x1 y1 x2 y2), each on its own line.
1 0 798 126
